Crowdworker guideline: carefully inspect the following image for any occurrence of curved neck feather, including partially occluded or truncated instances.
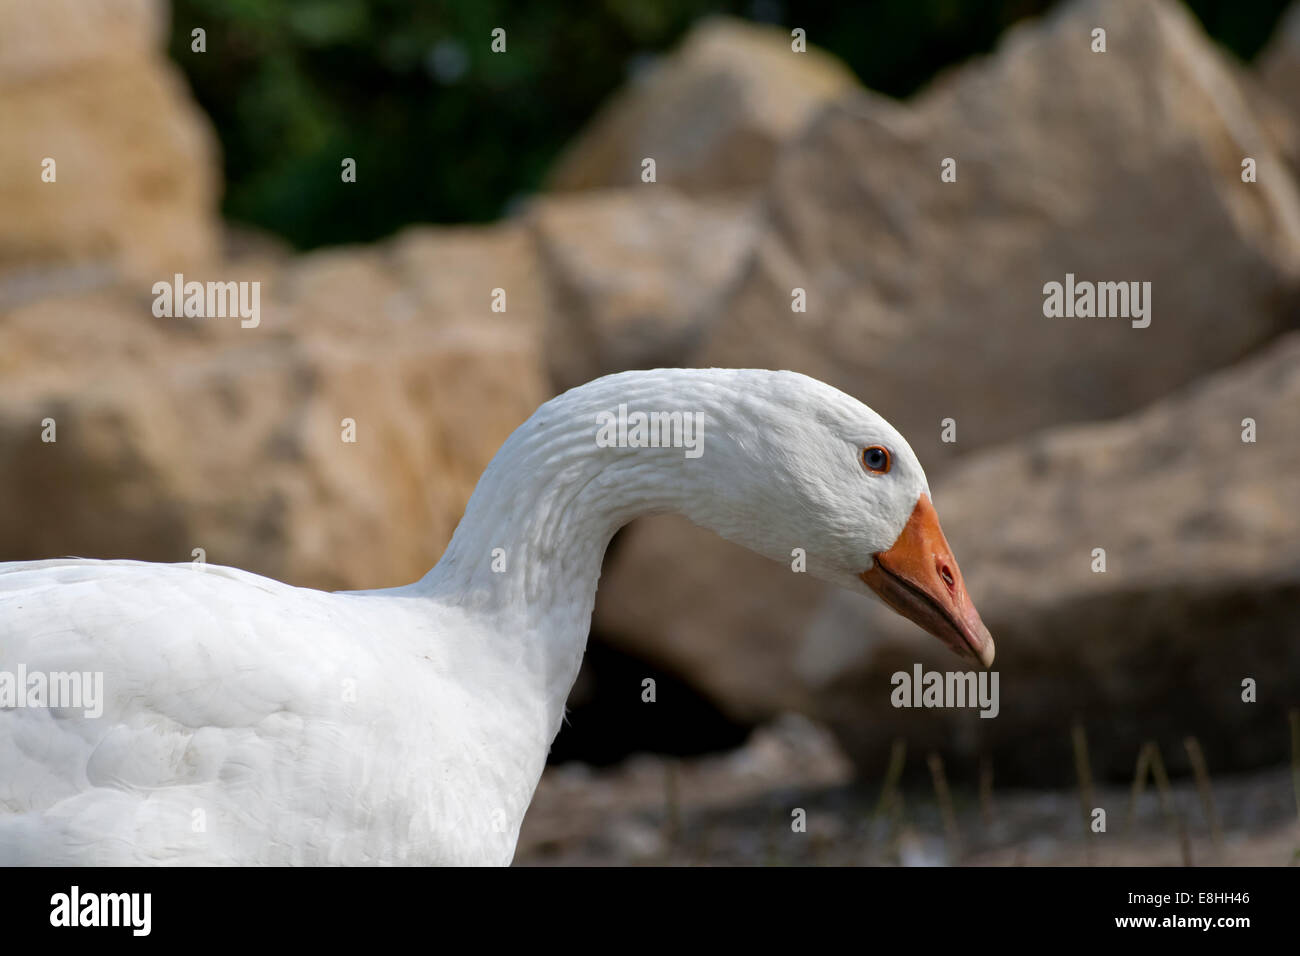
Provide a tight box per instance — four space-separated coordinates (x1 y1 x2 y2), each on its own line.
419 370 760 735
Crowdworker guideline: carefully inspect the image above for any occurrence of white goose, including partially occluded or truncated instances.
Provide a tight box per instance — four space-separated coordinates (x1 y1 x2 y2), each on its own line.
0 368 992 865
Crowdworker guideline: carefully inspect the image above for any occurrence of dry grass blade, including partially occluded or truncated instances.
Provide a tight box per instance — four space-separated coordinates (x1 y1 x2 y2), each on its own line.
927 752 961 856
1183 736 1223 855
1147 742 1193 867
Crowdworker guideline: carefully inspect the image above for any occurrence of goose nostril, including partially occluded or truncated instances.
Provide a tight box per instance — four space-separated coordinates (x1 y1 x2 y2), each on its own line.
939 564 955 590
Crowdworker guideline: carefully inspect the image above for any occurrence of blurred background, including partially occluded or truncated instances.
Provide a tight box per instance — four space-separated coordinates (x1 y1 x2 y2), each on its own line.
1 0 1298 864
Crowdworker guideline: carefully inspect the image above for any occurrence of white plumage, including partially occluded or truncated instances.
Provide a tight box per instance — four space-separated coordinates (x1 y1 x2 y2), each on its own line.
0 368 985 864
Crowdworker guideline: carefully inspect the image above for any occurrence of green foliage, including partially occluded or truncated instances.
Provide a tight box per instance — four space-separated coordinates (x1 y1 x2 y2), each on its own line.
167 0 1292 250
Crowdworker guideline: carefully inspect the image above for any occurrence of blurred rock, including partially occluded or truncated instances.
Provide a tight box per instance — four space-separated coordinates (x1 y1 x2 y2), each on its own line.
0 0 220 284
519 740 1298 865
528 189 758 391
0 225 548 591
1261 3 1300 131
705 0 1300 465
545 17 857 196
595 0 1300 724
518 713 852 864
806 333 1300 784
598 515 826 720
1253 4 1300 171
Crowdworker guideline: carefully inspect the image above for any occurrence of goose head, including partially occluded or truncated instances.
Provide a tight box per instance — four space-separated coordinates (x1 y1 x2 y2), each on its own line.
689 370 994 668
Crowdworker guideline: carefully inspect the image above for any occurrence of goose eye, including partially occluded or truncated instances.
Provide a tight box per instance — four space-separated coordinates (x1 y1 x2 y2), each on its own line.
861 445 891 474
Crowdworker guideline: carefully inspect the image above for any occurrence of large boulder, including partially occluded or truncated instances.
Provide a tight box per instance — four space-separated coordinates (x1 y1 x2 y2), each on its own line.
702 0 1300 465
0 0 220 284
527 189 758 392
0 225 548 591
805 333 1300 784
545 17 857 196
593 0 1300 724
1261 3 1300 133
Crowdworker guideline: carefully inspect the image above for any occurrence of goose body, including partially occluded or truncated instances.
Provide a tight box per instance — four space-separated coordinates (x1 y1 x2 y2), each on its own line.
0 368 991 865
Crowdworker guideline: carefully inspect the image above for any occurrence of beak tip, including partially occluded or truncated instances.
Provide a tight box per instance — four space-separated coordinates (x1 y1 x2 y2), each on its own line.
970 621 995 669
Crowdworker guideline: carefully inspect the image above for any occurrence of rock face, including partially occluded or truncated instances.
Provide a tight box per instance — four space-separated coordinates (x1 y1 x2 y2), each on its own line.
594 0 1300 724
0 0 220 284
0 4 781 598
0 225 548 592
545 17 857 196
1261 3 1300 133
704 0 1300 465
805 333 1300 784
527 189 758 392
599 515 830 721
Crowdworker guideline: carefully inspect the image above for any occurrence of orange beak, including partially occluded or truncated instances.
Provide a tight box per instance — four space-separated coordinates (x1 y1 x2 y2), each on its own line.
860 494 995 668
